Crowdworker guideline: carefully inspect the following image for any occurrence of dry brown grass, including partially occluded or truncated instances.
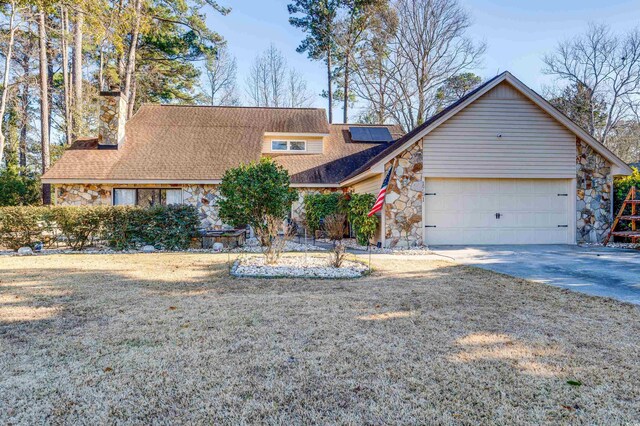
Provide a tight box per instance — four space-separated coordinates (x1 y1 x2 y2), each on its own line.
1 253 639 424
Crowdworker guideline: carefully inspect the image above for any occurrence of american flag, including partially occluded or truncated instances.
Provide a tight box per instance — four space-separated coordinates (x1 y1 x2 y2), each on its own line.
368 165 394 217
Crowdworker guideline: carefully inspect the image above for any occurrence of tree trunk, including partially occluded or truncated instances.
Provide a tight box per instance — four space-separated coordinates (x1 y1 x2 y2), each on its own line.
124 0 142 118
327 49 333 123
19 58 29 169
118 52 125 84
98 45 104 91
46 30 54 140
38 9 51 204
128 73 137 118
0 1 16 167
61 6 72 146
72 9 83 140
343 54 350 123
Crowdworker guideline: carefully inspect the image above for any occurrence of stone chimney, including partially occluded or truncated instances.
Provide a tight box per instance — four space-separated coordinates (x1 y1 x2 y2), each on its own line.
98 85 128 149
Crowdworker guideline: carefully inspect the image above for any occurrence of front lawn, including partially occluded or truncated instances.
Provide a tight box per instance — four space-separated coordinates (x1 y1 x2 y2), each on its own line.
1 253 639 423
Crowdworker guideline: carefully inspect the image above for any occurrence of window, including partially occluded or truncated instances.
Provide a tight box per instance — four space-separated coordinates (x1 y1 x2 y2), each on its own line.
113 188 183 206
271 140 288 151
289 141 306 151
114 189 136 205
165 189 183 205
271 140 306 152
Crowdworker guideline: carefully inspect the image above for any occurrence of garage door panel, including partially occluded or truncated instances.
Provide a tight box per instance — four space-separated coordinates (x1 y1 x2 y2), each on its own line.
424 178 571 245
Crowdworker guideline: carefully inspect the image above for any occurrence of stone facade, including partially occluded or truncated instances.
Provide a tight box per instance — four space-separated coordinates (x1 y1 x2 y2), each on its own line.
383 141 424 248
53 136 615 244
182 185 224 229
55 183 339 233
56 184 112 205
55 183 223 230
576 140 613 243
98 89 127 148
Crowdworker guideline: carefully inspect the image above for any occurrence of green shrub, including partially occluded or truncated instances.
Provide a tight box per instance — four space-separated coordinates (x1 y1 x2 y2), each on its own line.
102 206 143 250
347 193 379 246
0 206 52 250
218 158 297 243
303 192 346 233
0 205 200 251
50 206 111 250
614 167 640 212
0 165 41 206
103 205 200 250
144 205 200 250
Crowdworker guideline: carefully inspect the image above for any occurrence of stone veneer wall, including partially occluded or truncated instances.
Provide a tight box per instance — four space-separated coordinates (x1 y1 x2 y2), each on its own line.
576 140 613 243
181 185 223 229
55 184 223 230
55 184 343 233
98 92 127 147
384 141 424 248
56 184 113 205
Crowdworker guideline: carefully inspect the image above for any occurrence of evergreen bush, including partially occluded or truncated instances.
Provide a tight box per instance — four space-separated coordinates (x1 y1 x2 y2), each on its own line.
0 205 199 251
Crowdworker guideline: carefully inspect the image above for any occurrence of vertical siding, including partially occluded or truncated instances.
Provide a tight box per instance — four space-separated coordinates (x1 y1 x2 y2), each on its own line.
262 136 324 154
423 82 576 178
352 175 381 195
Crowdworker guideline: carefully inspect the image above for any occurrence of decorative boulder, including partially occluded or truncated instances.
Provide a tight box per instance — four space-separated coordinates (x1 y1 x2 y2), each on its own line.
17 247 34 256
212 242 224 252
141 245 156 253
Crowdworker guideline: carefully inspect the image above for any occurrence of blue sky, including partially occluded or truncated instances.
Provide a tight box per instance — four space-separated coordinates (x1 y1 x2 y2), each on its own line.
205 0 640 121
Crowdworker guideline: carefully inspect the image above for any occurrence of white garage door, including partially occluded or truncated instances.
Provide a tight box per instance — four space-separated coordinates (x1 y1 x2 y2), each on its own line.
424 178 572 245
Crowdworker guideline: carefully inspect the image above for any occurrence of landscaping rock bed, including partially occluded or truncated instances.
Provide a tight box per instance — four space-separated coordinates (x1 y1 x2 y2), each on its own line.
231 255 368 278
318 238 432 255
226 238 325 253
0 238 325 257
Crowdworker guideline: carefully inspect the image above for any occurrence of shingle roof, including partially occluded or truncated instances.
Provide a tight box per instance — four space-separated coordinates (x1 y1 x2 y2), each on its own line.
42 104 402 184
277 124 403 184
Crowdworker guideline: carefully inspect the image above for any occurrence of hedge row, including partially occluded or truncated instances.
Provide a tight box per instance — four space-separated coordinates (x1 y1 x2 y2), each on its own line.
0 205 200 251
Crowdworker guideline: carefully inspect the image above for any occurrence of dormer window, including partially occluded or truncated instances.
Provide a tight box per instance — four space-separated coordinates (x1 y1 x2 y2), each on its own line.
271 140 306 152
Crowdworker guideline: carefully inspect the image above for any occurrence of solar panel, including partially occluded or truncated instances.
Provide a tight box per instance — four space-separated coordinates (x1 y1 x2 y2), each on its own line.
349 126 392 143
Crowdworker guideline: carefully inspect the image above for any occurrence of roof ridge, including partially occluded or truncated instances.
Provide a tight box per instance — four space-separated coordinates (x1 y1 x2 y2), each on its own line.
143 103 326 111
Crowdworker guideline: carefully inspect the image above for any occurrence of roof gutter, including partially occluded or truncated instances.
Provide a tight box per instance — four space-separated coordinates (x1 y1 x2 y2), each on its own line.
41 178 223 185
41 178 343 188
264 132 330 137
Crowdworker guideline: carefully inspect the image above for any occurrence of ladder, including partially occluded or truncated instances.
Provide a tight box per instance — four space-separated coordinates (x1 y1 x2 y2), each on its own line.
604 186 640 245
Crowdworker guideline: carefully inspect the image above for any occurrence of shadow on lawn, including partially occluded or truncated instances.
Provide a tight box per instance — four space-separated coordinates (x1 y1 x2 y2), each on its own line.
0 259 225 334
1 254 634 387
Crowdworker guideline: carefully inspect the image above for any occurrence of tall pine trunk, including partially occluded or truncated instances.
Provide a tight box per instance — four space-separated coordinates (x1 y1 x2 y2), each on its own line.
343 54 350 123
19 57 29 169
38 9 51 204
326 49 333 123
0 0 17 167
72 9 83 140
124 0 142 118
61 5 72 145
128 74 137 118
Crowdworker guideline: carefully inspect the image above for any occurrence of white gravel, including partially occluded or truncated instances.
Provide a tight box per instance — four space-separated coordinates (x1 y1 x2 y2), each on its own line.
232 255 368 278
318 238 432 255
225 238 325 253
0 238 325 256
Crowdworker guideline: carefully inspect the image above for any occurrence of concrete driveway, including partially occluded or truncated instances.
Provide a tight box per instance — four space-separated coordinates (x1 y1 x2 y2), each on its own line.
430 245 640 305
